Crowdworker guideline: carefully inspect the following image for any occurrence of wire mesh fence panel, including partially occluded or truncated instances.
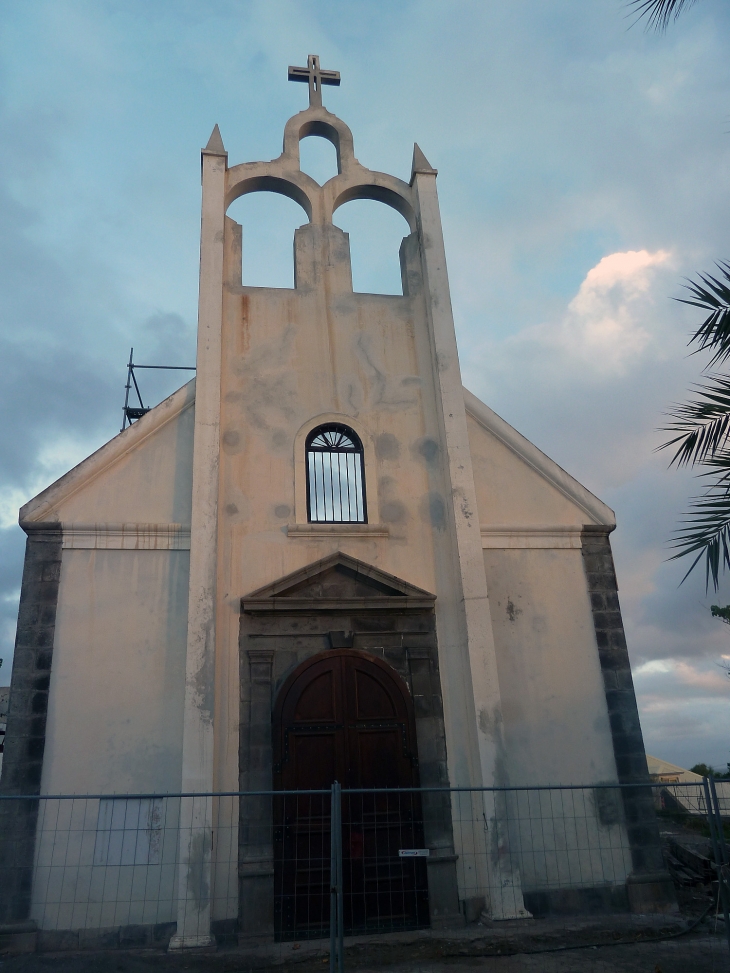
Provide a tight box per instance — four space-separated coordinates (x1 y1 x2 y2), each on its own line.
22 796 182 935
271 791 332 940
448 787 634 919
341 789 429 935
0 782 729 966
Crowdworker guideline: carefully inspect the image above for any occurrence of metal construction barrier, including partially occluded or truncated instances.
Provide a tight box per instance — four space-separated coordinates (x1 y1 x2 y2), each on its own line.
0 782 729 967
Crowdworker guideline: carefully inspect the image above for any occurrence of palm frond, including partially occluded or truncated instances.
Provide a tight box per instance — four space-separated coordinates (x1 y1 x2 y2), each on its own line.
697 450 730 488
659 375 730 466
681 262 730 368
669 478 730 590
627 0 699 30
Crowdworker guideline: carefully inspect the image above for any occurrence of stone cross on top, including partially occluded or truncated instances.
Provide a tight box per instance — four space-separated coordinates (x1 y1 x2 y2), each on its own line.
288 54 340 109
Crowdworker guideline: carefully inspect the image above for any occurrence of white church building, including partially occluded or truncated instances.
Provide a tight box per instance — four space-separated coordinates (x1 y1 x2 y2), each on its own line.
0 56 674 951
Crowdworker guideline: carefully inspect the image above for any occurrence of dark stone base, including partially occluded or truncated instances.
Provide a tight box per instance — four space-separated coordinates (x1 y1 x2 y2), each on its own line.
627 871 679 915
0 526 63 926
0 921 38 956
211 917 239 946
427 856 465 929
461 896 486 924
524 884 630 918
35 921 176 952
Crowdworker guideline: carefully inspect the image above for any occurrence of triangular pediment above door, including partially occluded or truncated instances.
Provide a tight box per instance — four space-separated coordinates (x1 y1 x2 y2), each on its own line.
241 552 435 612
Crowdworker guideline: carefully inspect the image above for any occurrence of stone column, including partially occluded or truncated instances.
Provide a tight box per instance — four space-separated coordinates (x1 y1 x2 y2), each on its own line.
411 146 528 919
169 126 227 951
0 525 62 944
581 526 677 913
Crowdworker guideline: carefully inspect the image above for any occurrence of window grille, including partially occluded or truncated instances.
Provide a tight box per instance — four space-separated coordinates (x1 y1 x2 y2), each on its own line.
306 424 366 523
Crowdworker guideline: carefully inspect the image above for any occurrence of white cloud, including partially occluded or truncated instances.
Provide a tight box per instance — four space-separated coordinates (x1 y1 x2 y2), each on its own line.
634 659 672 676
528 249 673 375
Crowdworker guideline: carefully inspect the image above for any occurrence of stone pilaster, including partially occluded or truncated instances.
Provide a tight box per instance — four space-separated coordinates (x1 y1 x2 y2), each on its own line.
581 525 676 913
412 150 528 919
0 525 62 926
169 127 227 951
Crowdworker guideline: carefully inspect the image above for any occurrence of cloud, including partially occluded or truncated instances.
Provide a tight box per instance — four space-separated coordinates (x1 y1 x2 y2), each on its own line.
634 656 730 767
559 249 672 372
494 248 674 381
635 658 730 696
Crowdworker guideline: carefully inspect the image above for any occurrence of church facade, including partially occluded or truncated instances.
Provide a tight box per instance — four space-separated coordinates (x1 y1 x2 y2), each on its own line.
0 57 673 949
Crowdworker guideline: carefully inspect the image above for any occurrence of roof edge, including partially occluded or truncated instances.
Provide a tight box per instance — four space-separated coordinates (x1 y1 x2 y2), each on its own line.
20 378 196 526
463 386 615 528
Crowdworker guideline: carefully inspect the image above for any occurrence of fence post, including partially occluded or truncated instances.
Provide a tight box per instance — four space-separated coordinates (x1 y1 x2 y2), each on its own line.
336 782 344 973
708 777 730 956
330 783 336 973
330 782 343 973
709 776 730 862
703 777 730 955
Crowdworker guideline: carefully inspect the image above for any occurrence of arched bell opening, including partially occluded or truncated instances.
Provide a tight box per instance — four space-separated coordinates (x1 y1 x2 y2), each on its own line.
282 111 355 174
298 119 342 179
227 188 310 288
299 133 340 185
333 196 414 296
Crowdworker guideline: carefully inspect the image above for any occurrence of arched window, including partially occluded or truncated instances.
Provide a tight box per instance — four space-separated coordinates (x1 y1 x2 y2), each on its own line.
306 424 366 523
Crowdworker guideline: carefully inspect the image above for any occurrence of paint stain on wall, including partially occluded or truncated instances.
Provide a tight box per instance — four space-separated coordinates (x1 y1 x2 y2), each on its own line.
506 598 522 622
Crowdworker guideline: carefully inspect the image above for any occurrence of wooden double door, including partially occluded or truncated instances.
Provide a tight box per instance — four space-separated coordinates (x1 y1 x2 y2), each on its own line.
273 650 429 939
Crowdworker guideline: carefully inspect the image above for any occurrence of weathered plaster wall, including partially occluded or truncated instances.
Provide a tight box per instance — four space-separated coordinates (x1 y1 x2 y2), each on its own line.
21 382 195 529
44 401 193 527
41 549 189 794
466 414 585 527
465 408 620 786
213 219 456 794
482 547 618 786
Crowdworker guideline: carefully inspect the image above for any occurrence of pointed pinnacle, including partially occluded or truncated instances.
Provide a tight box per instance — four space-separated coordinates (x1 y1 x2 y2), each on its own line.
411 143 437 181
202 124 227 156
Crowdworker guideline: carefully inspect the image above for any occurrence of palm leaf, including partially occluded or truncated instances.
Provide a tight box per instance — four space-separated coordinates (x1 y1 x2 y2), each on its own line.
659 375 730 466
627 0 700 30
669 477 730 590
696 450 730 494
681 262 730 368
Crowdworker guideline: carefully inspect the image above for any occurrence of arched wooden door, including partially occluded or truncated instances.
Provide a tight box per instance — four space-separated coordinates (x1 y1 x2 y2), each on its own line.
273 650 429 939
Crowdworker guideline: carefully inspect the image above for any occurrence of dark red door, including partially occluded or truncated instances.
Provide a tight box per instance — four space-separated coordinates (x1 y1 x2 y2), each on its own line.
273 650 429 938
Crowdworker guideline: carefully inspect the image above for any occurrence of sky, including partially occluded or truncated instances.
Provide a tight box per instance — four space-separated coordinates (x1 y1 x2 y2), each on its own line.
1 0 729 771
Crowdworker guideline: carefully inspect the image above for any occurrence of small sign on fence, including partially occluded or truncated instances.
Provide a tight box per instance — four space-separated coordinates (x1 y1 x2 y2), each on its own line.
398 848 430 857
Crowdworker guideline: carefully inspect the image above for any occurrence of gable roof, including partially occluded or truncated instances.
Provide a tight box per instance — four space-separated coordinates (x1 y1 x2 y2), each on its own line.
241 551 435 612
646 754 703 782
20 379 196 526
463 387 615 528
17 379 614 531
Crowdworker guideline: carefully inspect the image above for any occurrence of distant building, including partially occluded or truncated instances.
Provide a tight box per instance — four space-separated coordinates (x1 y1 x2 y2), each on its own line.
646 755 703 784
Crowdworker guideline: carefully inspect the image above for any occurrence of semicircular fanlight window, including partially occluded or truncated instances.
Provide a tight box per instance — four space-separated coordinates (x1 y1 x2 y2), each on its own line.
306 423 366 523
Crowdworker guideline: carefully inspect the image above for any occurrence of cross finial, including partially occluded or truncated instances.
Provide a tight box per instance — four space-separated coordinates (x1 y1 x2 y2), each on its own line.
288 54 340 109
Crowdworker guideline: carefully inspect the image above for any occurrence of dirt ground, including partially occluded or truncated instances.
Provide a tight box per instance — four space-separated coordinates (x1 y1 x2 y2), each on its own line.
0 941 727 973
1 925 729 973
